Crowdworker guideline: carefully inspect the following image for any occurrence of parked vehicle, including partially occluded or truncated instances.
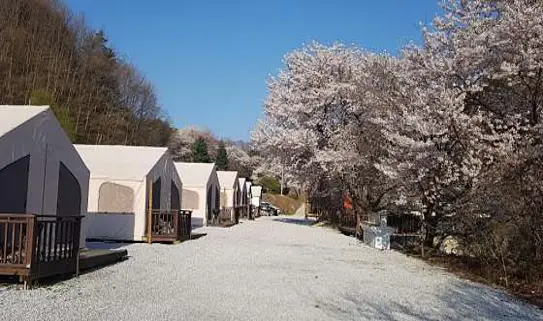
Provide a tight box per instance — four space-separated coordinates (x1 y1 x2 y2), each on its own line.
261 202 280 216
270 205 280 216
260 202 272 216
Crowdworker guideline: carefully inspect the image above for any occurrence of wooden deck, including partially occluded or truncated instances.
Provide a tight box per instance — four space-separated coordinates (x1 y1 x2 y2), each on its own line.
79 248 128 271
1 214 129 285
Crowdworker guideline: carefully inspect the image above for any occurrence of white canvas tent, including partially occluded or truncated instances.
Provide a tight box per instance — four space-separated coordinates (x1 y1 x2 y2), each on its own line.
217 171 239 208
0 105 89 248
251 185 262 208
217 171 239 222
75 145 181 241
174 162 219 227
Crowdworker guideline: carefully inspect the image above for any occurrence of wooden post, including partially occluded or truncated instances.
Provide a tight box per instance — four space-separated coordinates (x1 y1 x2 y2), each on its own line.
23 215 37 289
173 210 179 240
75 217 81 277
147 181 153 244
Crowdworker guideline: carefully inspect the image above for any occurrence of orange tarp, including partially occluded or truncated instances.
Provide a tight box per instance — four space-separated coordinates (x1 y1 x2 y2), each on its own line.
344 194 353 209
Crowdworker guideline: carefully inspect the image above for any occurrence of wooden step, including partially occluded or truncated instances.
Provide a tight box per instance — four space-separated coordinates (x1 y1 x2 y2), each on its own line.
79 249 128 271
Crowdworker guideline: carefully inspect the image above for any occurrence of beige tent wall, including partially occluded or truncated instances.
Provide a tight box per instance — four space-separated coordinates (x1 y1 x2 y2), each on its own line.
221 188 234 207
182 187 206 228
0 108 89 248
220 188 235 222
220 182 239 208
85 179 145 241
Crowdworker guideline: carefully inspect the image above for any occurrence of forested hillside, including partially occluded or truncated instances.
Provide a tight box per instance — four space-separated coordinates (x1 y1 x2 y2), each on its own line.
0 0 173 146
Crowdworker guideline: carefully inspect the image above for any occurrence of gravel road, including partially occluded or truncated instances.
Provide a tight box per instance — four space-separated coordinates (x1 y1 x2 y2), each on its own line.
1 216 541 321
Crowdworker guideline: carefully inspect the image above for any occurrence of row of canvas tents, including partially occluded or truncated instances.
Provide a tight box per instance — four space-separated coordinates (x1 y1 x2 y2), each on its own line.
0 105 262 282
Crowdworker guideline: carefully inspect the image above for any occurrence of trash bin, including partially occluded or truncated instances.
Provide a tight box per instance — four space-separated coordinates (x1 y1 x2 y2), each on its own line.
363 217 395 250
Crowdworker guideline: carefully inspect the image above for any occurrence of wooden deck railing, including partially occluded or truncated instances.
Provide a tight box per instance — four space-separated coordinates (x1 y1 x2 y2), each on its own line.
177 210 192 239
150 210 192 243
33 215 82 279
238 206 248 219
0 214 34 278
209 207 241 226
0 214 82 283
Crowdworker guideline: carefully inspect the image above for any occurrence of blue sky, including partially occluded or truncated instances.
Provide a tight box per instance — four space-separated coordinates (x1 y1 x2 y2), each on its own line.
66 0 441 141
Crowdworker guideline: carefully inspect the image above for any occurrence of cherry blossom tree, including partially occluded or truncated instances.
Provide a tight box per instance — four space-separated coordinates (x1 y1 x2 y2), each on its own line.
254 1 543 274
253 43 399 230
374 0 543 254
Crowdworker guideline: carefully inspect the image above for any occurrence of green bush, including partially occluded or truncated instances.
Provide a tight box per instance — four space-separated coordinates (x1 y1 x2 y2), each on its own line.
257 175 288 194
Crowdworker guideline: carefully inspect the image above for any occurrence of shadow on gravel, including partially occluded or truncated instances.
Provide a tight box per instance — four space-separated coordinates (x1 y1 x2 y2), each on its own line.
272 217 318 226
314 279 542 321
86 241 131 250
190 232 207 240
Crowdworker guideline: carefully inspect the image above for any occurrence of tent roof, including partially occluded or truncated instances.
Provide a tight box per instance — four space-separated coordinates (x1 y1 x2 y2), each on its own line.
75 145 168 181
0 105 50 138
217 171 238 189
175 162 216 187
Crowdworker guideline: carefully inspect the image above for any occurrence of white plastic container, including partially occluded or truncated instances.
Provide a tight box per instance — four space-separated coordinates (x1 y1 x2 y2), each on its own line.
363 217 395 250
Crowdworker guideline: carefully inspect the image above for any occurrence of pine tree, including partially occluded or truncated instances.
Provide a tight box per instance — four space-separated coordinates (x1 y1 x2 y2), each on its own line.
216 140 229 170
191 137 211 163
31 90 76 141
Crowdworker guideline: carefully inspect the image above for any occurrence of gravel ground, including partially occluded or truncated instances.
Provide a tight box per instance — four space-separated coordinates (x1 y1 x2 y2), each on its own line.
1 216 542 321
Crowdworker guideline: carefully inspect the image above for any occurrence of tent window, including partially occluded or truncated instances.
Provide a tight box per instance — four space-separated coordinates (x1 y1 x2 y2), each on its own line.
171 181 180 210
152 177 161 210
182 189 199 209
57 162 82 216
98 182 134 214
0 155 30 213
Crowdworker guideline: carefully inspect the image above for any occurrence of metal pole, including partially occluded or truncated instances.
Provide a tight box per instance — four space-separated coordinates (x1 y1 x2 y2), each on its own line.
147 181 153 244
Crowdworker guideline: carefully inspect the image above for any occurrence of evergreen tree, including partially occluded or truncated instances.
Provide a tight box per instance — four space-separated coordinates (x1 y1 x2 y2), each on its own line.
31 90 76 141
192 137 211 163
216 140 229 170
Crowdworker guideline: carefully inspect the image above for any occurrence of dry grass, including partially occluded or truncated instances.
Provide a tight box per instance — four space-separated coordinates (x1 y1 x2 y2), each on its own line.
262 194 302 215
420 254 543 308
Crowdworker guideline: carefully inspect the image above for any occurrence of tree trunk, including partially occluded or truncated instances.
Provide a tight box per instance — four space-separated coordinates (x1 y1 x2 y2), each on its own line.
280 160 284 196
